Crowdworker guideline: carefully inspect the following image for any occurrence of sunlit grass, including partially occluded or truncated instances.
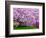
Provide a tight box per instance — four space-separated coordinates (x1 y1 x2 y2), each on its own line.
13 25 37 30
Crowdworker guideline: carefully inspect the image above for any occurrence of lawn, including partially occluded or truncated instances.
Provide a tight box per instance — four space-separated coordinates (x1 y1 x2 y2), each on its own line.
13 25 37 30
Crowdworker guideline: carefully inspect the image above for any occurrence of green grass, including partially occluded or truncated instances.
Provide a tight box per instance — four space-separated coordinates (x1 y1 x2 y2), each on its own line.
13 25 37 30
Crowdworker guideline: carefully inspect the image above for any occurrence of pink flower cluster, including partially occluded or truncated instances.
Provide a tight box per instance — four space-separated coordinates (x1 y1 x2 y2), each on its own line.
13 8 39 26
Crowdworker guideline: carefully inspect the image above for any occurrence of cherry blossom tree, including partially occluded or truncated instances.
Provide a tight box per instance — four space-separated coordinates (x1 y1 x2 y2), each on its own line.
13 8 39 27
